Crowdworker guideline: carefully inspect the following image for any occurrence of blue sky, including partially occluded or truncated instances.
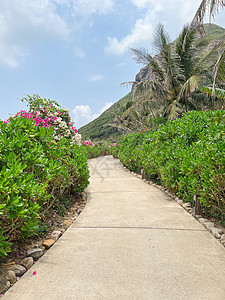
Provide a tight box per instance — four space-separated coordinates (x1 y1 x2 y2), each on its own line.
0 0 224 128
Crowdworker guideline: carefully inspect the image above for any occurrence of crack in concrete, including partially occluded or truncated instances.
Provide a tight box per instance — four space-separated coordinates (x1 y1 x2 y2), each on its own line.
73 226 206 232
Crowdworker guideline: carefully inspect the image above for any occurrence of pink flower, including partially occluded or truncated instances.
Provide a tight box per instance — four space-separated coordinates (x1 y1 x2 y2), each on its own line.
33 271 37 275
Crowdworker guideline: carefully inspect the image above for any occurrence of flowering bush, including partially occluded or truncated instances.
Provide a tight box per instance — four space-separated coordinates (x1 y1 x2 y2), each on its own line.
83 140 94 146
5 94 82 145
0 95 90 257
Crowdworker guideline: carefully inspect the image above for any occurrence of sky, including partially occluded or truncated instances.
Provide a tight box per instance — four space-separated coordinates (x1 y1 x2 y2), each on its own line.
0 0 224 128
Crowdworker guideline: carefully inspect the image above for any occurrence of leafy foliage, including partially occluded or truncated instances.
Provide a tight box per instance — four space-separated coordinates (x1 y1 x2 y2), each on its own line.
0 98 89 257
116 110 225 222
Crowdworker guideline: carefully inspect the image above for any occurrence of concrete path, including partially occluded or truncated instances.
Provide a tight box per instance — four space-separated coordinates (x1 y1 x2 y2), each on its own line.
3 156 225 299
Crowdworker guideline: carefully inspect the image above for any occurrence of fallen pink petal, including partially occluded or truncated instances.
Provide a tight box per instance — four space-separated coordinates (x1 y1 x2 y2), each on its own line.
33 271 37 275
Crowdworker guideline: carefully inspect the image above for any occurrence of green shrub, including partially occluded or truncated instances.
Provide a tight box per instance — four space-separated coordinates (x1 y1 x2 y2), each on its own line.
117 110 225 221
0 116 89 256
84 144 106 158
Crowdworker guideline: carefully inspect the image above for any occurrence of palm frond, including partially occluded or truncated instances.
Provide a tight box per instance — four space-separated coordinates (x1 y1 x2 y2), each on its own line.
201 86 225 99
120 81 136 89
212 48 225 89
191 0 225 27
199 34 225 68
149 58 165 82
152 23 171 54
164 46 185 90
177 75 200 103
167 100 183 120
130 48 153 65
176 25 196 79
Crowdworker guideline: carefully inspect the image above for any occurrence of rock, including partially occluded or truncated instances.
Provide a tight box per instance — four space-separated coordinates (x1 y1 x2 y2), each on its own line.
28 244 39 249
220 234 225 245
204 222 214 231
195 215 202 220
50 231 62 241
11 265 26 276
167 192 173 197
7 270 17 284
81 192 86 199
43 239 55 249
210 227 223 239
182 202 192 209
63 219 73 228
27 248 44 259
177 200 183 205
198 218 209 225
0 276 10 293
20 257 33 270
77 208 83 214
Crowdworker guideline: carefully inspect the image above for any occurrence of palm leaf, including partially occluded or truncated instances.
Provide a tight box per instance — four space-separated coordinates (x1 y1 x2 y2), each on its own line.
177 75 200 102
212 39 225 88
152 23 171 54
130 48 152 65
191 0 225 27
176 25 196 79
201 86 225 99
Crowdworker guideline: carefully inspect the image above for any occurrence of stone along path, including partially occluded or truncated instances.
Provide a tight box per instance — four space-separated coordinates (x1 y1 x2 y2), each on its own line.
3 156 225 299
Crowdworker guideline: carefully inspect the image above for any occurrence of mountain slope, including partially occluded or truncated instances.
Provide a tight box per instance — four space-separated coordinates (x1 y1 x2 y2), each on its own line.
79 24 225 141
79 92 132 140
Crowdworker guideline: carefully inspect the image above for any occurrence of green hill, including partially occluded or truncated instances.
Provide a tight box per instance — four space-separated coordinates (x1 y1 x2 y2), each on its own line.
79 92 133 140
79 23 225 141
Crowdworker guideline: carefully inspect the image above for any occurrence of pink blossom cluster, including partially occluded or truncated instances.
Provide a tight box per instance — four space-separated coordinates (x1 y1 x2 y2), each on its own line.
4 107 81 145
83 140 94 146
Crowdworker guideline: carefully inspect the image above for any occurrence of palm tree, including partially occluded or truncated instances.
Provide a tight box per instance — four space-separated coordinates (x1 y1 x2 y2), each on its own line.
116 1 225 131
191 0 225 100
118 22 224 130
128 24 209 120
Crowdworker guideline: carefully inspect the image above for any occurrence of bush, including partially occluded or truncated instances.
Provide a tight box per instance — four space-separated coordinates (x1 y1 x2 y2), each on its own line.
0 96 89 257
83 141 113 159
117 110 225 222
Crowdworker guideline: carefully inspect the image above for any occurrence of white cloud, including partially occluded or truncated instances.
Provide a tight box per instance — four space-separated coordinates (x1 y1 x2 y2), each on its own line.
105 16 153 55
130 0 199 18
88 74 104 82
0 0 69 68
72 101 113 128
106 0 205 55
130 0 162 10
0 0 116 67
72 0 114 16
73 104 92 119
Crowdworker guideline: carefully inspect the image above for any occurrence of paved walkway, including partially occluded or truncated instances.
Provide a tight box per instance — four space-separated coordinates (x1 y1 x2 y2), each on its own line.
3 156 225 299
